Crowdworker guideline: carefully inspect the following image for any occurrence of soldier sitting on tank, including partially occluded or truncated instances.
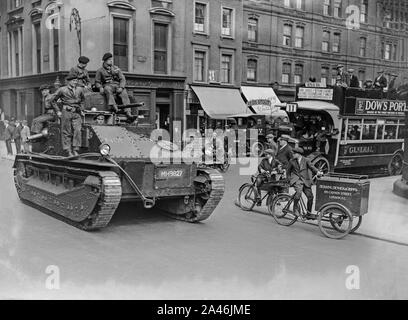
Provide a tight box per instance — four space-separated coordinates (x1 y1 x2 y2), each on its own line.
95 52 137 123
47 74 86 157
254 148 284 206
69 56 92 92
31 85 62 134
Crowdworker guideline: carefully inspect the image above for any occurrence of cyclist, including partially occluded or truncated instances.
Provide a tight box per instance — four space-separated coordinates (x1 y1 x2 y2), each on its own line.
286 147 323 218
254 148 284 206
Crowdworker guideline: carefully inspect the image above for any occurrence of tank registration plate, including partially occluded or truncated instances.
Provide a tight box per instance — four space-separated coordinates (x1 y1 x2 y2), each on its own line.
157 169 184 179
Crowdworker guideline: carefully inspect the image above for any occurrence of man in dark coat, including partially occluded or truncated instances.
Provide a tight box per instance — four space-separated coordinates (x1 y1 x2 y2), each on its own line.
286 147 322 216
348 69 360 88
69 56 91 91
276 135 293 169
255 149 283 205
374 70 388 90
14 120 22 154
95 53 136 122
5 118 16 156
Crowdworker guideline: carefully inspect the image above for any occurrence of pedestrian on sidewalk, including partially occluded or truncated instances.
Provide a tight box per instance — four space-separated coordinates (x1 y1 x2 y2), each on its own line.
20 120 30 153
0 107 5 140
4 120 14 156
14 120 23 154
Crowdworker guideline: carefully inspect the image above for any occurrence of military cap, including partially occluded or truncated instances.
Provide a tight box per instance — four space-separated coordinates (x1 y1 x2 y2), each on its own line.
336 64 344 69
264 149 276 156
390 73 398 77
292 147 304 154
377 70 385 73
365 79 373 83
78 56 90 64
266 133 275 139
102 52 113 61
39 84 52 91
94 114 105 120
348 68 354 73
66 74 78 81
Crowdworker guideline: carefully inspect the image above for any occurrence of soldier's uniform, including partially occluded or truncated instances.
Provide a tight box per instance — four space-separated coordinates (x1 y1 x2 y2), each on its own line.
69 56 91 90
47 75 85 155
31 85 60 134
95 53 133 119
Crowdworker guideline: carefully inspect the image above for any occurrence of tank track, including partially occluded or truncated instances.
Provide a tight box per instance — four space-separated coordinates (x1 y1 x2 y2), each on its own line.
164 168 225 223
14 159 122 231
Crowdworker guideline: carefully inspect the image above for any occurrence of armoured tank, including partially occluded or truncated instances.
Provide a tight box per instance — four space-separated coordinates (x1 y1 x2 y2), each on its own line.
13 93 225 230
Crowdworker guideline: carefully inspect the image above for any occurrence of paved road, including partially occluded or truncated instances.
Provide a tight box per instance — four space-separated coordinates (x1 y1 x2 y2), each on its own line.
0 159 407 299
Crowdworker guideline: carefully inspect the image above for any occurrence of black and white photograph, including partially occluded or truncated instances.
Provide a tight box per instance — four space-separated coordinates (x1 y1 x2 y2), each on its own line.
0 0 408 303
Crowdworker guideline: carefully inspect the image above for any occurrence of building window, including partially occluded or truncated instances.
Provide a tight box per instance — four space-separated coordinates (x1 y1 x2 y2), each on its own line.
284 0 291 7
294 64 303 84
322 30 330 52
332 32 340 53
52 24 59 71
295 0 304 10
334 0 342 18
10 0 22 9
393 44 398 61
282 62 291 84
295 26 304 48
331 68 337 85
247 59 257 82
13 30 20 76
194 50 206 82
194 2 207 33
358 70 365 87
154 23 168 74
323 0 331 16
283 24 292 46
248 18 258 42
360 0 368 23
385 43 391 60
220 54 232 84
113 17 129 72
359 37 366 57
321 66 329 85
34 23 41 73
222 7 233 37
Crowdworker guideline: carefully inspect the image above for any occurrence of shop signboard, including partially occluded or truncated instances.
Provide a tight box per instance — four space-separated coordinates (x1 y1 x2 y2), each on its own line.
355 98 408 117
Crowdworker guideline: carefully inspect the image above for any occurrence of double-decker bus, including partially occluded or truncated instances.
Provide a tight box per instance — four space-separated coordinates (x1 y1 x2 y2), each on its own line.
284 83 406 176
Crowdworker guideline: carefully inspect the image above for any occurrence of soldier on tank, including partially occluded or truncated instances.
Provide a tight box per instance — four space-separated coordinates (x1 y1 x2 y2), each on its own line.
31 84 62 134
69 56 92 92
47 74 86 157
95 53 136 122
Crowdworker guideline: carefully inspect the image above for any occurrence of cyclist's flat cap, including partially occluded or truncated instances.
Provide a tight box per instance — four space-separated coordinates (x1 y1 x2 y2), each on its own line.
292 147 304 154
264 149 276 155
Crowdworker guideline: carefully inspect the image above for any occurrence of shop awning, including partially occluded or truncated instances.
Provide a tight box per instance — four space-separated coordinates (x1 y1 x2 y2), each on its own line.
241 86 281 114
191 86 249 119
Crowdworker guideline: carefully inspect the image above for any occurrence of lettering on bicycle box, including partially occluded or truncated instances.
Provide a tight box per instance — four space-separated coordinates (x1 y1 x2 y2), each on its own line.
315 177 370 216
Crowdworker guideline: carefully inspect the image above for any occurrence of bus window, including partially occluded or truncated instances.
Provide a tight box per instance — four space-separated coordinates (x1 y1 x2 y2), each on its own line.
384 120 398 140
347 119 362 141
398 121 405 140
362 119 376 140
376 124 384 140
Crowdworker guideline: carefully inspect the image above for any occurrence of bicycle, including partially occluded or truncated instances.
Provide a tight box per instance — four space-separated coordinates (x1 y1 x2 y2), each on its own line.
238 171 288 211
268 173 368 239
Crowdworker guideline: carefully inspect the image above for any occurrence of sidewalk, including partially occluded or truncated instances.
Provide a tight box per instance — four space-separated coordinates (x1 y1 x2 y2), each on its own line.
0 140 16 162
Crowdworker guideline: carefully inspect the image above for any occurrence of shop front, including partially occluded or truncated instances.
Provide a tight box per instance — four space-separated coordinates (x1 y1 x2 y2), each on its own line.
186 85 249 134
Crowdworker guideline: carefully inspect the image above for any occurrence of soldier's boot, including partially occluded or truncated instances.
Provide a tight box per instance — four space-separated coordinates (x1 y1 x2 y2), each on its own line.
125 111 138 123
72 148 79 156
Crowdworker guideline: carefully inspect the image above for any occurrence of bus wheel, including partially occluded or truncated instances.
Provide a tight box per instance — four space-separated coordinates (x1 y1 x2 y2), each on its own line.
388 153 403 176
312 157 330 184
251 141 265 157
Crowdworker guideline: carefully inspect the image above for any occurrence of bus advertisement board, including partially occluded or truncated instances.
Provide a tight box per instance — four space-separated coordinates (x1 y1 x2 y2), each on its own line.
355 99 408 117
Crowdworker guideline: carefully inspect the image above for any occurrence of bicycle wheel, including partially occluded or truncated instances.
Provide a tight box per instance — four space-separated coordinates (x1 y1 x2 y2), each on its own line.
269 193 298 226
238 184 257 211
318 204 353 239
